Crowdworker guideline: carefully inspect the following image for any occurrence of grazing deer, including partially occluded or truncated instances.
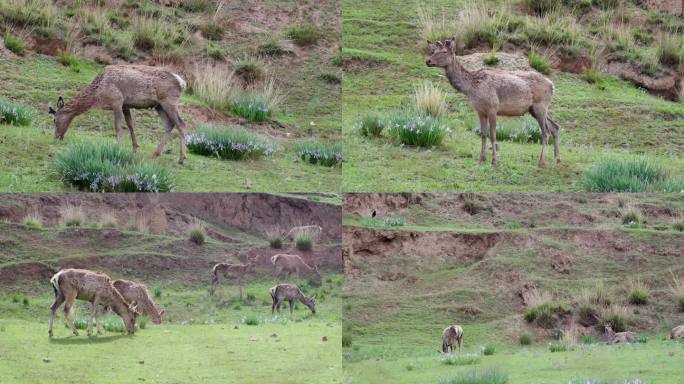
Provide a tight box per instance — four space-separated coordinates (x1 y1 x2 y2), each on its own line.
48 65 189 164
48 269 139 337
604 325 637 344
284 225 323 242
441 325 464 353
670 325 684 339
270 254 321 283
269 283 316 315
426 37 560 167
112 279 165 324
210 261 255 299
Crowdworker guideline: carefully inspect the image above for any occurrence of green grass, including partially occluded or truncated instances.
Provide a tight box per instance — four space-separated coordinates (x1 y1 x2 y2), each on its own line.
3 31 23 55
231 96 272 122
438 369 508 384
441 353 480 366
583 158 683 192
186 124 275 161
295 140 342 167
295 234 313 251
358 111 385 137
286 25 320 46
385 111 448 147
528 51 550 74
0 98 32 126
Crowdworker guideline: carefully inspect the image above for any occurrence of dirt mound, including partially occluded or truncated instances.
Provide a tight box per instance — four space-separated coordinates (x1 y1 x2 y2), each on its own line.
343 193 432 217
0 262 56 285
607 61 683 101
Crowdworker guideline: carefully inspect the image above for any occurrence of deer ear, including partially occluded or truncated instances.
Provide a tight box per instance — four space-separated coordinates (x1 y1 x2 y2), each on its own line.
48 106 56 115
57 96 64 109
159 309 165 316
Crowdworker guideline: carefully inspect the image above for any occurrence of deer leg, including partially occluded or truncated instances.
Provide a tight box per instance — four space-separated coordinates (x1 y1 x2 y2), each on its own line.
288 299 294 316
87 299 98 336
113 104 124 146
210 274 219 296
159 102 187 164
123 108 139 151
95 305 102 335
63 292 78 336
48 291 65 337
488 113 497 166
153 107 175 158
531 106 548 168
548 117 561 164
478 113 488 164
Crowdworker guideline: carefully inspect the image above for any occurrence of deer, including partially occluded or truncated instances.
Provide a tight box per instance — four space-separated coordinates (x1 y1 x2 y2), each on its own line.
604 325 637 344
269 283 316 315
270 253 321 284
48 269 139 337
284 225 323 242
670 325 684 339
210 261 255 299
48 64 189 164
426 37 560 167
441 325 464 353
112 279 165 324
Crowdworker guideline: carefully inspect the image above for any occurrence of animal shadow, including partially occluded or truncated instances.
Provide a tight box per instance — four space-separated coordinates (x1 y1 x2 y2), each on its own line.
49 334 131 345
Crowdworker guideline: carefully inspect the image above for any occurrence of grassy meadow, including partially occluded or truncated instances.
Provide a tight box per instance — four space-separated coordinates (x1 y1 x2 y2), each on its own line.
341 0 684 192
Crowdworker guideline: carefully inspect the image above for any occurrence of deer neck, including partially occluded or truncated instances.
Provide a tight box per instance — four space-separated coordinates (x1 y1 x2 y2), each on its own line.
445 56 474 94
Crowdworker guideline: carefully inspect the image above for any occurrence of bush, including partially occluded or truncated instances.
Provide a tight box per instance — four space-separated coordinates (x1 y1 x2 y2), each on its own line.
231 95 272 122
188 223 206 245
57 52 79 70
442 354 480 366
153 287 162 299
601 305 630 332
358 111 385 137
199 22 223 41
342 333 352 348
385 111 448 147
269 236 282 249
656 33 682 67
295 140 343 167
0 98 33 126
295 234 313 251
528 51 550 74
438 369 509 384
483 54 500 66
244 315 259 325
22 297 29 306
186 124 275 160
3 32 23 55
673 220 684 232
583 158 673 192
22 214 43 229
258 40 292 56
233 57 265 84
286 25 319 45
519 333 532 345
463 197 482 215
54 142 173 192
627 279 649 305
524 302 569 328
60 205 85 227
413 81 448 119
482 345 495 356
620 205 642 226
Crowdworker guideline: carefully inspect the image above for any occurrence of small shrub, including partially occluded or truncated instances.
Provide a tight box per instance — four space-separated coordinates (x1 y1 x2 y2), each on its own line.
295 234 313 251
180 0 212 12
295 140 343 167
269 236 283 249
188 221 206 245
205 43 225 60
153 287 162 299
319 73 341 84
57 52 79 70
524 302 569 328
582 68 606 89
3 32 23 55
186 124 275 160
601 305 630 332
258 40 291 56
22 214 43 229
383 216 405 226
483 54 499 66
60 205 85 227
132 17 180 51
656 33 682 67
358 111 385 137
11 295 19 303
405 363 415 371
22 297 29 306
99 213 117 228
199 22 223 41
190 63 237 111
505 222 523 229
482 345 495 356
342 333 352 347
138 316 147 330
620 205 642 226
673 220 684 232
548 342 574 352
519 333 532 345
627 278 649 305
463 198 482 215
413 80 448 119
442 354 480 366
232 57 265 84
438 369 509 384
671 273 684 312
0 98 33 126
528 51 550 74
244 315 259 325
583 158 670 192
385 111 448 147
286 25 319 46
231 95 272 122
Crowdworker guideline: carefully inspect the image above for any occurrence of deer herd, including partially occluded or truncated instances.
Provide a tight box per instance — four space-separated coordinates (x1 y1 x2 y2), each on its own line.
47 225 321 337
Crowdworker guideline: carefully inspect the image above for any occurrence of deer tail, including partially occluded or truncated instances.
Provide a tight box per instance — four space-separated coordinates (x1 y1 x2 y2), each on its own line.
50 271 63 296
270 255 279 265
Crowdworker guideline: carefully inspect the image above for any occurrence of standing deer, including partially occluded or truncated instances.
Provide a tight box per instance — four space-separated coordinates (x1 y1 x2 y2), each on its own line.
269 283 316 315
426 37 560 167
112 279 165 324
604 325 637 344
48 64 189 164
270 254 321 283
210 261 255 299
48 269 139 337
284 225 323 242
441 325 464 353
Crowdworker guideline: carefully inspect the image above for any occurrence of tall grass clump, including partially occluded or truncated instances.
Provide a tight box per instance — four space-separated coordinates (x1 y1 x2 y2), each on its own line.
669 272 684 312
383 216 405 226
583 158 671 192
673 220 684 232
99 213 117 228
413 80 448 118
132 16 180 51
519 333 532 345
342 333 352 348
231 95 272 121
528 50 550 74
417 2 452 42
55 142 173 192
620 204 642 226
22 213 43 229
0 98 33 126
295 140 342 167
258 39 292 56
385 110 448 147
286 25 319 45
60 204 85 227
186 124 275 160
199 22 223 41
627 278 649 305
190 63 237 111
3 31 23 55
188 219 206 245
358 111 385 137
438 369 509 384
523 290 569 328
268 231 283 249
441 354 480 366
295 233 313 251
232 56 265 83
180 0 212 12
482 345 495 356
522 0 562 16
656 33 682 67
601 305 630 332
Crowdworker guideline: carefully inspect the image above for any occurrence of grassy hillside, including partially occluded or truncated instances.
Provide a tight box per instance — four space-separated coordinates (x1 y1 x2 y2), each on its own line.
342 193 684 383
0 0 341 192
341 0 684 192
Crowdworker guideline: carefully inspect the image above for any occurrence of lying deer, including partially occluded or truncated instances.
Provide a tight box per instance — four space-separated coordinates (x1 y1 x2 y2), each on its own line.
604 325 637 344
269 283 316 315
442 325 464 353
48 268 139 337
210 261 254 298
113 279 165 324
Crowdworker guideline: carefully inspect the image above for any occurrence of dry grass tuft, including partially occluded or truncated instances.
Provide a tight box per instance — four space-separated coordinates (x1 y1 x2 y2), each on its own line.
60 204 85 227
413 80 448 118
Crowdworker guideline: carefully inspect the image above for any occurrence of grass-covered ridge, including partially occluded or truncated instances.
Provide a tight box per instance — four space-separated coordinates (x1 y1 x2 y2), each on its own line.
341 0 684 192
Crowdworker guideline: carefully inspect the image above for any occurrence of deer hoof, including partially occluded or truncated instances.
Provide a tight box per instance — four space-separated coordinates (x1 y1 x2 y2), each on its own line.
555 158 561 164
538 162 546 168
178 158 185 165
48 331 53 337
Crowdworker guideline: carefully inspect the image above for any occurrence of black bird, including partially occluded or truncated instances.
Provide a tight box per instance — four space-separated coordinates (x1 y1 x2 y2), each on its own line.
371 210 376 218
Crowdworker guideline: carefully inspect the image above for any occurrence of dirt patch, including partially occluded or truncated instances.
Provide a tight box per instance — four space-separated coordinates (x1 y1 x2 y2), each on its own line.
338 57 386 74
607 61 683 101
27 36 66 56
0 262 56 285
551 254 573 274
343 193 432 217
554 54 592 74
458 52 531 72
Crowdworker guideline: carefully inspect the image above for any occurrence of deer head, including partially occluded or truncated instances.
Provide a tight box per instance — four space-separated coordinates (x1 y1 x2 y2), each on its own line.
48 96 73 140
151 307 165 325
426 37 457 68
303 295 316 314
112 302 141 334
